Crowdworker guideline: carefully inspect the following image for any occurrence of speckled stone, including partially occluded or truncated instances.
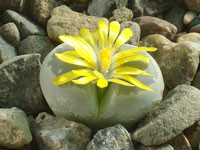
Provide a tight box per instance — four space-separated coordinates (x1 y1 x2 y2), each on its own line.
112 7 133 23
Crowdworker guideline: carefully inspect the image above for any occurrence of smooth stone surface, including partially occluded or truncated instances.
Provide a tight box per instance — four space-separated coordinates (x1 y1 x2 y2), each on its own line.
0 54 47 114
47 5 108 43
184 11 197 25
112 7 133 23
176 32 200 43
132 84 200 146
137 144 174 150
140 35 199 88
86 124 134 150
29 0 63 26
31 112 91 150
0 22 21 47
18 35 54 61
190 24 200 33
120 21 141 46
0 107 32 148
0 0 26 12
40 43 164 129
133 16 177 40
88 0 128 17
0 35 17 63
169 134 192 150
184 0 200 13
2 10 45 40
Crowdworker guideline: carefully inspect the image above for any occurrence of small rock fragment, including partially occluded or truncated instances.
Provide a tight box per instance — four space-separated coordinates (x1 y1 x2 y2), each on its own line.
176 32 200 43
184 11 197 25
112 7 133 23
31 112 91 150
86 124 134 150
132 84 200 146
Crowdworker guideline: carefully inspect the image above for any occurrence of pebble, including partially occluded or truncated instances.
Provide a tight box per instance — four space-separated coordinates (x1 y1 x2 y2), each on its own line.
184 11 197 25
0 54 48 114
176 32 200 43
0 0 26 12
86 124 134 150
0 107 32 148
169 133 192 150
31 112 91 150
133 16 177 40
18 35 54 61
184 0 200 13
112 7 133 23
0 35 17 63
136 144 174 150
0 22 21 47
140 35 199 88
29 0 64 26
2 10 45 40
189 24 200 33
47 5 108 43
186 14 200 31
87 0 128 17
120 21 141 46
132 84 200 146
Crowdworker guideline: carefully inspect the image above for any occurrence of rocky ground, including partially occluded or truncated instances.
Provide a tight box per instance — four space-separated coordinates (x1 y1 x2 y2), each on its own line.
1 0 200 150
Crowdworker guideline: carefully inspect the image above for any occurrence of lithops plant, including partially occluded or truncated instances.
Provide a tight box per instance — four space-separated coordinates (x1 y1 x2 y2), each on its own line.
40 21 164 129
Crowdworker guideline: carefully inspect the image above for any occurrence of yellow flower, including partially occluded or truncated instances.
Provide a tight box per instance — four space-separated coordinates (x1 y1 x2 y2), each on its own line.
52 20 157 91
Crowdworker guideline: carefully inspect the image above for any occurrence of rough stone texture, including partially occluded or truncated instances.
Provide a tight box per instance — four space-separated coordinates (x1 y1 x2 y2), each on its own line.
112 7 133 23
0 0 26 12
87 0 128 17
0 107 32 148
31 112 91 150
164 5 186 32
137 144 174 150
192 70 200 90
140 35 199 88
189 24 200 33
2 10 45 40
176 32 200 43
0 35 17 63
132 84 200 146
184 11 197 25
120 21 141 46
29 0 64 26
184 0 200 13
0 22 21 47
169 134 192 150
47 5 108 43
0 54 47 114
86 124 134 150
133 16 177 40
18 35 54 61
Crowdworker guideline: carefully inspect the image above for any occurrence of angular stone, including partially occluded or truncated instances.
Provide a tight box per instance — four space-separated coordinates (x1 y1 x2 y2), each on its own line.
29 0 63 26
86 124 134 150
31 112 91 150
140 35 199 88
184 11 197 25
47 5 108 42
0 0 26 12
137 144 174 150
190 24 200 33
87 0 128 17
0 54 47 114
120 21 141 46
0 107 32 148
112 7 133 23
18 35 54 61
169 134 192 150
133 16 177 40
0 22 21 47
184 0 200 13
0 35 17 63
132 84 200 146
2 10 45 39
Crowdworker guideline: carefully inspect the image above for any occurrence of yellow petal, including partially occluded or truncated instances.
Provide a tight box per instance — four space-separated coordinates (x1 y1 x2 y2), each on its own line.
91 29 99 43
72 69 94 76
97 78 108 88
52 71 79 85
109 78 134 87
59 35 95 65
108 21 120 47
61 51 79 57
115 74 153 91
72 76 97 84
114 66 151 76
55 53 95 69
93 70 104 78
98 20 108 49
113 28 133 51
79 28 98 49
113 55 150 68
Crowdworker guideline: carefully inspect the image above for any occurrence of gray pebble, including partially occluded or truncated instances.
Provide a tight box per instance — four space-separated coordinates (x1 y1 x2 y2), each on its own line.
112 7 133 23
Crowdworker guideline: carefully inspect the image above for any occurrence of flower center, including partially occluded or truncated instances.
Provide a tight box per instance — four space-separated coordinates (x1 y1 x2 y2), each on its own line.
98 48 112 71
